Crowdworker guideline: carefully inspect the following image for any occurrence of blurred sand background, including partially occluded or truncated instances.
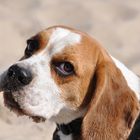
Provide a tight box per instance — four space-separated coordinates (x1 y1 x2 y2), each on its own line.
0 0 140 139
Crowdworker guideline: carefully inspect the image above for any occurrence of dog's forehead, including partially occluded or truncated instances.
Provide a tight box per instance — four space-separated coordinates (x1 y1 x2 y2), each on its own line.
31 27 82 56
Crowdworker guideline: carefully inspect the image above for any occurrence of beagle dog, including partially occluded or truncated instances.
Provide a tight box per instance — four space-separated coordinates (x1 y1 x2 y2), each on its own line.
0 25 140 140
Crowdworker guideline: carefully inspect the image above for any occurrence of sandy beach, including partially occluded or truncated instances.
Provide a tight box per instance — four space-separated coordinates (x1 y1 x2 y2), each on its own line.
0 0 140 139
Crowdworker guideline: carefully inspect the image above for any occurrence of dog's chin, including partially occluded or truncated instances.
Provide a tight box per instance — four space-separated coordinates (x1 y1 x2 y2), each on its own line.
3 92 46 123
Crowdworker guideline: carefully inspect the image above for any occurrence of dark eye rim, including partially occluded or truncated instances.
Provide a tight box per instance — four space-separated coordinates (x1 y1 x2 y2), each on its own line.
25 39 39 57
52 61 75 77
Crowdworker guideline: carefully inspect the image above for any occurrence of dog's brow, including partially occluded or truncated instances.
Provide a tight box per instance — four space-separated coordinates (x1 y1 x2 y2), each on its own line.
26 33 48 55
24 28 81 58
46 28 81 57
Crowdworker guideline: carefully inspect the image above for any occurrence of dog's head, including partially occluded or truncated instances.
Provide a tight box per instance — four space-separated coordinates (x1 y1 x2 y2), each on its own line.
0 26 139 139
0 26 101 123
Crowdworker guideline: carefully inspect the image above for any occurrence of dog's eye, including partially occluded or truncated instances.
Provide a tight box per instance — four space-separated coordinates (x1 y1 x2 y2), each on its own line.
53 62 74 77
25 39 39 57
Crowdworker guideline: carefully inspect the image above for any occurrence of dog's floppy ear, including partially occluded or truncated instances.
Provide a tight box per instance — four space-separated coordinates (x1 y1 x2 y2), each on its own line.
82 54 140 140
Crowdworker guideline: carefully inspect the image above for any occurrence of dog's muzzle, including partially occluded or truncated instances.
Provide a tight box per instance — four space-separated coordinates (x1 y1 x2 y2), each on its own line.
0 64 32 92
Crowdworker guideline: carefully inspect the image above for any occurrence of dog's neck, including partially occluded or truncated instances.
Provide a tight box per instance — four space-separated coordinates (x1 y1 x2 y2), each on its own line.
52 114 140 140
53 118 83 140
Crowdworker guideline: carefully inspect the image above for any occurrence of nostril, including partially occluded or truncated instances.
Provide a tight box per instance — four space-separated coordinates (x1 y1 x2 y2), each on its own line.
7 67 16 78
18 75 25 84
8 71 13 77
18 70 32 85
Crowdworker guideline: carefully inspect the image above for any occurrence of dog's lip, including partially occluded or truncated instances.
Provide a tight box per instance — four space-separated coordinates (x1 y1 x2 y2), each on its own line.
3 92 46 122
4 91 24 115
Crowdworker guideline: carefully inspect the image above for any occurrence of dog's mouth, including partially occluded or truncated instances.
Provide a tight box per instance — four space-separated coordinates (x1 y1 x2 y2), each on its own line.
3 92 46 123
4 92 23 114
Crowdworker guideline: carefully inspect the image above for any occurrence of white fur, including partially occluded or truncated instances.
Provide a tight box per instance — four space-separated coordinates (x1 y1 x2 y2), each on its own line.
57 131 72 140
2 27 82 124
111 56 140 100
47 28 81 56
51 107 86 124
13 54 66 119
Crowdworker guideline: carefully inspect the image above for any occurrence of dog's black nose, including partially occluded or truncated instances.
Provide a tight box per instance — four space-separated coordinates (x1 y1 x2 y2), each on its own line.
6 65 32 90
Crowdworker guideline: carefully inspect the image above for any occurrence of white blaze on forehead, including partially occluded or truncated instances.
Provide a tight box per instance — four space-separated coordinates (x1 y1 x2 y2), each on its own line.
47 28 81 56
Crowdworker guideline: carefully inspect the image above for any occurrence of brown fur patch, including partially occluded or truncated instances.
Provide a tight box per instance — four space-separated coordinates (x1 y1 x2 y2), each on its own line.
50 33 100 108
27 29 52 54
82 55 140 140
